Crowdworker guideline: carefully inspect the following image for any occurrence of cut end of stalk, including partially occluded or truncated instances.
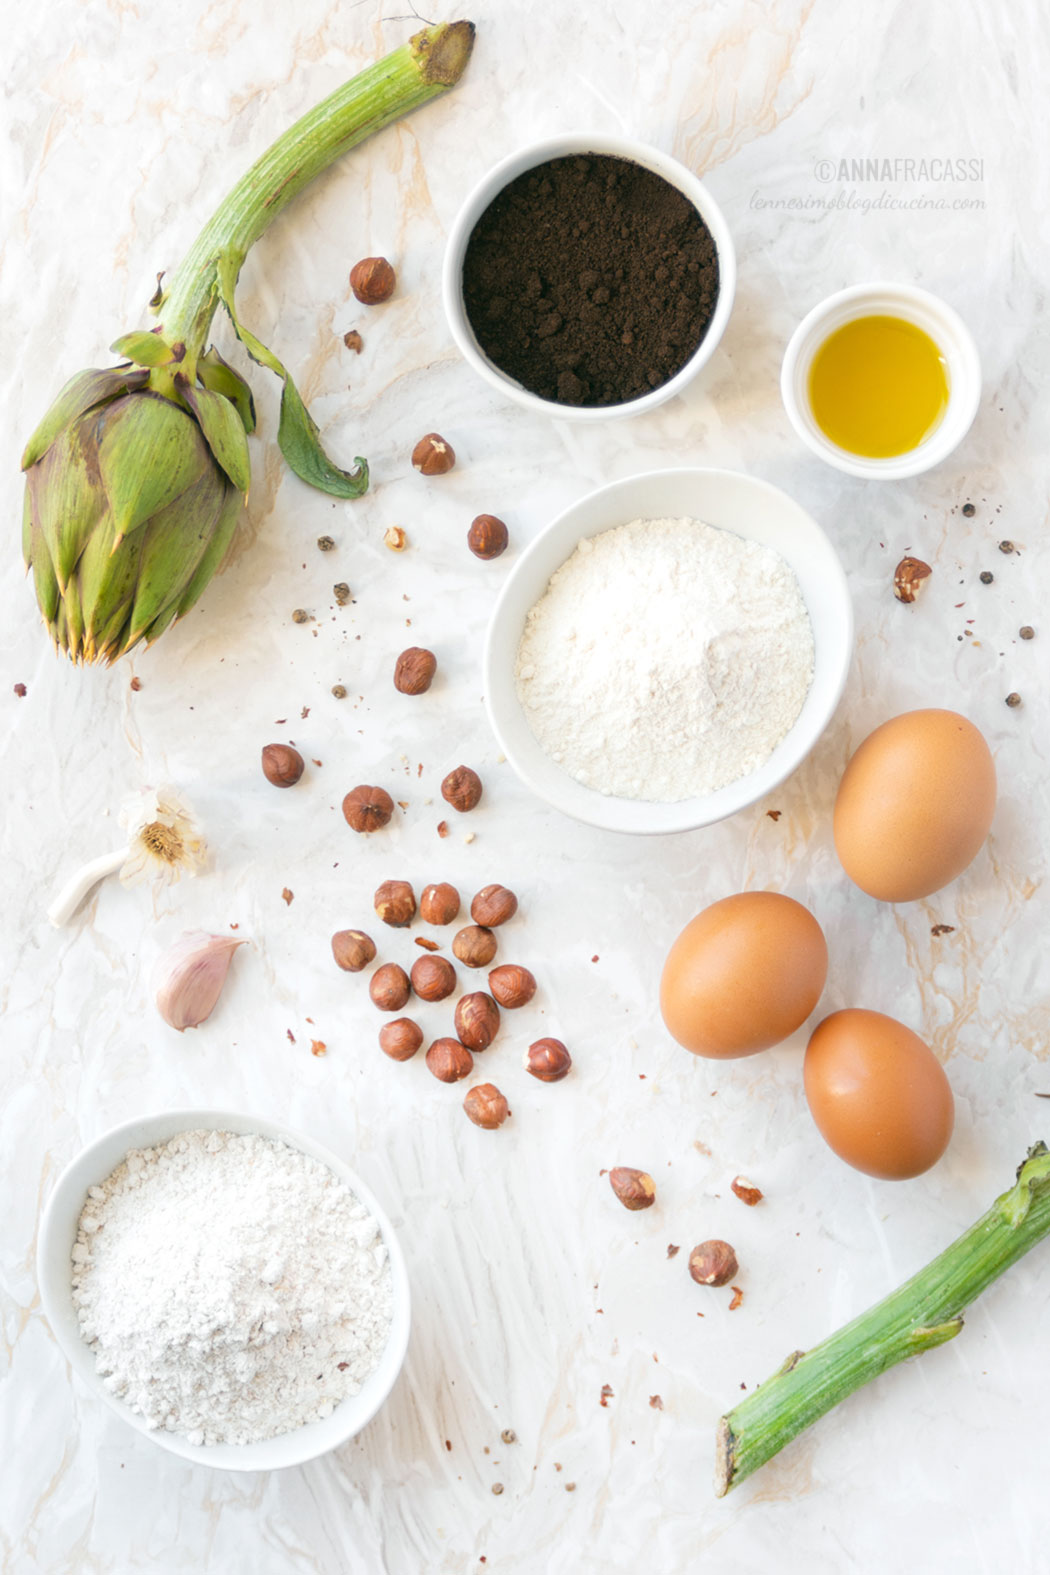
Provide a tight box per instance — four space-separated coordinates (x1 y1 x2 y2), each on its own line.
713 1417 735 1498
411 20 476 87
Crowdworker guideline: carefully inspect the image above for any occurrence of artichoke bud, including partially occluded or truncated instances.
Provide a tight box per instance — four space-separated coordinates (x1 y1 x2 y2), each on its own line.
22 358 251 664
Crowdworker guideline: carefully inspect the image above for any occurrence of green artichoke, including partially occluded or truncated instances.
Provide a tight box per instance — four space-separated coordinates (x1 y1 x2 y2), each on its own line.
19 21 475 664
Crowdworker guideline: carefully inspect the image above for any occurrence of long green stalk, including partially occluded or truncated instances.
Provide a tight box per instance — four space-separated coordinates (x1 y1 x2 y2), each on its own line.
715 1142 1050 1496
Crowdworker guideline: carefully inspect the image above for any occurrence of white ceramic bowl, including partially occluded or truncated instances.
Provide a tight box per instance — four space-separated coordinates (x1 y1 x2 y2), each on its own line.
37 1109 411 1471
781 281 981 479
442 133 736 420
484 467 853 835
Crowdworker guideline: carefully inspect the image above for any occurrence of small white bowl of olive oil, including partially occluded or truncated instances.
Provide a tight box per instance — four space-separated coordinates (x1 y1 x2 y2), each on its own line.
780 282 981 479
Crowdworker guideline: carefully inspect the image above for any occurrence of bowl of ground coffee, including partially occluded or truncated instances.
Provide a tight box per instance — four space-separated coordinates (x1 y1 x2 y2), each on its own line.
443 135 735 418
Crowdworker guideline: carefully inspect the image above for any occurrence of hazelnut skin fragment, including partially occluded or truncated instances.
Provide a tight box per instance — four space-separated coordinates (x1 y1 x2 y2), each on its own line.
374 879 416 928
380 1018 423 1062
410 954 457 1002
369 963 411 1012
688 1240 739 1287
455 992 501 1051
420 883 460 925
467 514 509 560
425 1037 474 1083
331 929 376 973
524 1037 571 1082
609 1167 655 1211
412 432 455 475
488 964 536 1009
463 1083 510 1129
343 785 394 832
262 743 304 787
470 884 518 927
394 647 437 695
730 1176 764 1207
350 255 396 304
441 765 483 812
453 925 497 968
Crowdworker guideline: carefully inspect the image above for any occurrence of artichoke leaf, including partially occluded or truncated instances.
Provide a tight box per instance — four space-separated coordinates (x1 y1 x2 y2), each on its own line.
95 392 209 546
124 472 237 646
176 374 251 495
76 511 144 649
110 330 181 368
216 250 368 500
31 538 61 626
198 347 257 435
169 484 243 628
21 366 150 471
26 426 99 592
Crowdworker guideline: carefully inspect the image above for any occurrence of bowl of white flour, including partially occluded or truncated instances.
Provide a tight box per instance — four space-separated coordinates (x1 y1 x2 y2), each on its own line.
37 1110 411 1469
484 468 853 833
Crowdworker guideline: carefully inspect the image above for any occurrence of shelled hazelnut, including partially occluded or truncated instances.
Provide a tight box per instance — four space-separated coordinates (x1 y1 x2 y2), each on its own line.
442 765 483 812
470 884 518 927
412 432 455 475
410 954 457 1002
374 879 416 927
343 785 394 832
688 1240 739 1287
455 992 501 1052
350 256 396 304
609 1167 655 1211
453 925 498 968
394 647 437 695
262 743 304 787
379 1018 423 1062
524 1037 571 1082
425 1037 473 1083
467 514 509 560
369 963 411 1012
331 929 376 973
488 964 536 1009
463 1083 509 1129
420 883 460 925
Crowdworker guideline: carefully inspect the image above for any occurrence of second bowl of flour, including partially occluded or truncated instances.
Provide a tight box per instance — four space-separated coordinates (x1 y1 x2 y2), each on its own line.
484 468 853 834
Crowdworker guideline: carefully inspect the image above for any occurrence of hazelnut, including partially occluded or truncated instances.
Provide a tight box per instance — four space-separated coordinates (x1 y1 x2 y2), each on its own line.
410 954 457 1002
331 929 376 973
394 646 437 695
379 1017 423 1062
441 765 483 812
412 432 455 476
467 514 509 560
688 1240 739 1287
730 1176 764 1207
455 992 501 1051
349 255 396 304
609 1167 655 1211
453 925 498 968
425 1036 474 1083
893 555 932 603
524 1037 571 1082
470 884 518 927
343 785 394 833
488 964 536 1009
262 743 304 788
463 1083 510 1129
374 879 416 928
420 882 460 925
369 963 411 1012
384 525 407 552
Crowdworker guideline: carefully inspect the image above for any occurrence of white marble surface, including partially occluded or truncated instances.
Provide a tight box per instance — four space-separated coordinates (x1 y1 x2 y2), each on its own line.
3 1 1049 1570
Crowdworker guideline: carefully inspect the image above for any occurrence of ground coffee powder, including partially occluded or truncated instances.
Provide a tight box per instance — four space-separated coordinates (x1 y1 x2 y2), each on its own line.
462 153 719 407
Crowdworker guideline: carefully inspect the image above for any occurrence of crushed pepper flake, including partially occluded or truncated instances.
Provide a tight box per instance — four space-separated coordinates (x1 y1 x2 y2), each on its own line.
599 1384 614 1407
649 1395 663 1410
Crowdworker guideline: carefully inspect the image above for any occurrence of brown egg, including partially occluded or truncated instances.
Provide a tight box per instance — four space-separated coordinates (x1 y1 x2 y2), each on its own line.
804 1009 954 1180
660 892 828 1059
833 709 996 903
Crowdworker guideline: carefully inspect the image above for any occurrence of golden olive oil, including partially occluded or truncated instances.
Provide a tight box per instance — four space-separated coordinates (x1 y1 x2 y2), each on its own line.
808 315 949 458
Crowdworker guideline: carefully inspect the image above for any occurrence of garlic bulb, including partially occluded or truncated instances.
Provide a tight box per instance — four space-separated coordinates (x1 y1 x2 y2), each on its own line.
153 931 246 1032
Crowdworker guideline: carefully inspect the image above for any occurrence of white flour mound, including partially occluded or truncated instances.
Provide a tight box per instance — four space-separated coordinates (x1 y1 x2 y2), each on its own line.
71 1130 393 1446
515 516 815 801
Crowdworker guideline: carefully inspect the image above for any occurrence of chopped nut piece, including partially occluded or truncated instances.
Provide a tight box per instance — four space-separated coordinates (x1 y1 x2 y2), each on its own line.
281 887 294 905
415 935 440 952
437 820 450 838
893 555 932 602
384 525 407 552
931 923 956 937
463 1082 509 1128
666 1244 680 1259
412 432 456 475
343 329 364 353
13 683 27 697
310 1039 327 1057
728 1286 744 1311
130 676 142 691
688 1240 739 1287
730 1176 764 1207
609 1167 655 1211
600 1384 614 1406
649 1395 664 1410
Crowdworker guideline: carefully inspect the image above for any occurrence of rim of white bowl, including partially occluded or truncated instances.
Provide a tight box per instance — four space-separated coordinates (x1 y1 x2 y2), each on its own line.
780 281 982 479
37 1108 411 1472
483 466 853 834
442 133 736 421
